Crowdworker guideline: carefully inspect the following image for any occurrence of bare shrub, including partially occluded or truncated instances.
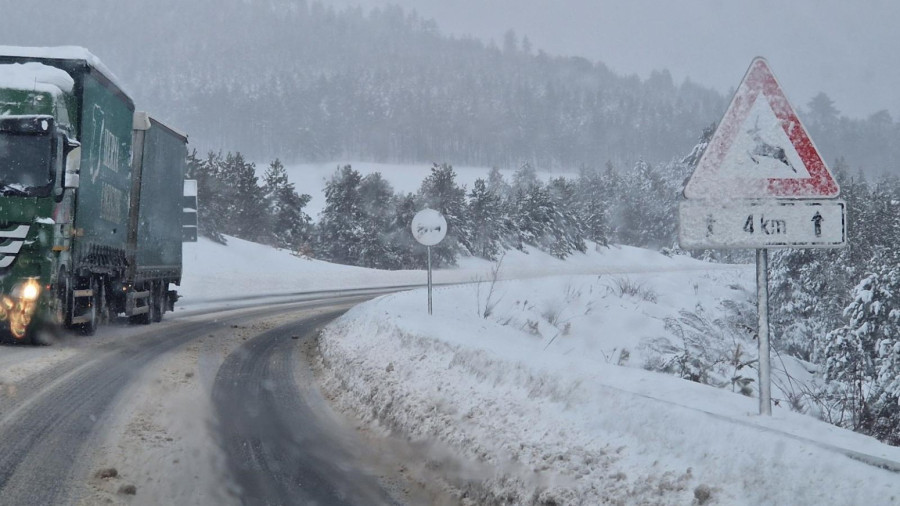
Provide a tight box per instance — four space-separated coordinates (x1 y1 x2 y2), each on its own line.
608 277 658 303
641 301 756 393
476 254 505 319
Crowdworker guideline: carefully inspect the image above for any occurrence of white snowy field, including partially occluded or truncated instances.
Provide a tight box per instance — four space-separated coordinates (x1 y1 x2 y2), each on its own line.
181 235 900 505
179 234 703 303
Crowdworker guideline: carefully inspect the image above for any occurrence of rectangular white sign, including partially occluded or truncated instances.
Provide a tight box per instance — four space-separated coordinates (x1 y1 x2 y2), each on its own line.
679 199 846 249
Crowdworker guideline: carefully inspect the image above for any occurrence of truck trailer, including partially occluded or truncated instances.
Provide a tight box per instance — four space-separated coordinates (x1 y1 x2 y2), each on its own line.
0 46 186 342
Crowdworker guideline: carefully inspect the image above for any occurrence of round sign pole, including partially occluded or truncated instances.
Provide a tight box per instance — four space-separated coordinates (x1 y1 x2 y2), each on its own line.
427 246 433 315
411 209 447 316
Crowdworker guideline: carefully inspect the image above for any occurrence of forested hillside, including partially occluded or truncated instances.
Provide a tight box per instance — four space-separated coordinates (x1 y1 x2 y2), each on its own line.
3 0 897 173
2 0 717 167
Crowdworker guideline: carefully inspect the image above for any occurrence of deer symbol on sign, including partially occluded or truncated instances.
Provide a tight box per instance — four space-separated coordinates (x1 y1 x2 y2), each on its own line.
746 116 796 173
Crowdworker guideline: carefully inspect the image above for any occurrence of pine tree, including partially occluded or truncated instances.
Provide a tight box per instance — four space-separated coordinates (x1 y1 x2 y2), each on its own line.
486 167 521 251
575 166 609 247
185 150 227 244
611 160 673 248
357 172 398 268
389 192 424 269
316 165 364 264
468 178 503 260
512 182 552 252
547 177 586 258
263 158 312 251
218 152 268 242
824 264 900 443
185 150 228 244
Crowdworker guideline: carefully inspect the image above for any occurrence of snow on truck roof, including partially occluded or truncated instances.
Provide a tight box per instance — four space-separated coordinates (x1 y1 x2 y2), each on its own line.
0 45 128 95
0 62 75 95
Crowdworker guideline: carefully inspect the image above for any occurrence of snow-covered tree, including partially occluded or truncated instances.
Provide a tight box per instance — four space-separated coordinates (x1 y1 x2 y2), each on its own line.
824 265 900 444
356 172 399 269
468 178 503 260
418 163 470 267
389 192 425 269
316 165 364 265
547 177 586 258
185 150 227 244
609 160 673 249
574 165 610 247
263 158 312 251
486 167 521 251
218 152 268 242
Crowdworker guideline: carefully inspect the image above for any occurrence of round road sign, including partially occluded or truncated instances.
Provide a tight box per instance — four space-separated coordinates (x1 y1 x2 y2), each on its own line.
411 209 447 246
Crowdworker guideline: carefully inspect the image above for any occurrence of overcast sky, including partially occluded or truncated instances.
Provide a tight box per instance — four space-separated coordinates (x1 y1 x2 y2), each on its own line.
329 0 899 120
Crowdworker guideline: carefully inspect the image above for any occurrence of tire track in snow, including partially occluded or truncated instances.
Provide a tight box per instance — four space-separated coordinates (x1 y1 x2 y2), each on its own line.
212 309 401 506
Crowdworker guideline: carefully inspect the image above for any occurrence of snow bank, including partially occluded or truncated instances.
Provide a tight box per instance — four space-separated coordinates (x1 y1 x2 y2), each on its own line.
318 255 900 505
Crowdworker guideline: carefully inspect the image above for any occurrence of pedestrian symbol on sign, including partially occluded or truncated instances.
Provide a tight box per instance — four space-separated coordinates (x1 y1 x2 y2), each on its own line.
812 212 824 237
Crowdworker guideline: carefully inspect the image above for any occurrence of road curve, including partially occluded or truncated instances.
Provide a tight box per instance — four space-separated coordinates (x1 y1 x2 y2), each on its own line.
212 310 400 506
0 290 407 505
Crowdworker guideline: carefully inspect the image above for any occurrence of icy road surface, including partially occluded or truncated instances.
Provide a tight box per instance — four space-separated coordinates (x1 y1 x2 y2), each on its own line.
0 294 451 505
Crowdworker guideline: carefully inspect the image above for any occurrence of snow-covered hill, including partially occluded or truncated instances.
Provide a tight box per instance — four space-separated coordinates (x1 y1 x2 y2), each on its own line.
180 234 707 303
316 258 900 504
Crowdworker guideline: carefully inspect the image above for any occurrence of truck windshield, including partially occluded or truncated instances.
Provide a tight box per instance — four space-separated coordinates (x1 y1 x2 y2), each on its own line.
0 130 54 198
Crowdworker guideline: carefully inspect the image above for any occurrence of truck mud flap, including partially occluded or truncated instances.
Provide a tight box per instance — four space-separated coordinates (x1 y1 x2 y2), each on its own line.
166 290 178 312
126 290 150 316
70 288 94 324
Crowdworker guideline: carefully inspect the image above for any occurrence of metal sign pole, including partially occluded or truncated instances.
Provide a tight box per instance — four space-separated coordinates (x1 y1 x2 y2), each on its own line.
411 209 446 316
757 248 772 415
427 245 433 315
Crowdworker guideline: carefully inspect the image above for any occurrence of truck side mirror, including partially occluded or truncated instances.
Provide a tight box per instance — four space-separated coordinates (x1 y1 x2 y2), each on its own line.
64 145 81 189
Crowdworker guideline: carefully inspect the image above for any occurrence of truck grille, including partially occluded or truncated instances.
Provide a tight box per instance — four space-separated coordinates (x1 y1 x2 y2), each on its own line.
0 224 29 269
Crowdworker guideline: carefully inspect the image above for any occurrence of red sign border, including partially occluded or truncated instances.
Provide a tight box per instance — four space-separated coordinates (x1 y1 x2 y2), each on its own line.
685 57 839 199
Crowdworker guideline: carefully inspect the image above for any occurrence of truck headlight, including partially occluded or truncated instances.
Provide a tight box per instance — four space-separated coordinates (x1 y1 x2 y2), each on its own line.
0 278 42 339
20 279 41 301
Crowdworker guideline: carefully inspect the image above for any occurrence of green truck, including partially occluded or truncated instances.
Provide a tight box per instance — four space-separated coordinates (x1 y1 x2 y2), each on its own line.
0 47 186 343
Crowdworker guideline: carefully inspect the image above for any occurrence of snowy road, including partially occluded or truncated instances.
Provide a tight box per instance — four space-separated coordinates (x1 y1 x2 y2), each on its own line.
212 308 399 505
0 291 431 505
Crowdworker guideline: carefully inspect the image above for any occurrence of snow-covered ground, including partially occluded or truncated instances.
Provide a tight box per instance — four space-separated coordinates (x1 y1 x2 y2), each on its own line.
179 234 708 303
181 236 900 505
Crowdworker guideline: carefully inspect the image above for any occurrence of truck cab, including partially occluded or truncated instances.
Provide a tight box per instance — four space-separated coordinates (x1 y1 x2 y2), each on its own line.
0 62 80 340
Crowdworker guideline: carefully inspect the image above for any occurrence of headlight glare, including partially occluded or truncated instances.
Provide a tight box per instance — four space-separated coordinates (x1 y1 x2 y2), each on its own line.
20 279 41 301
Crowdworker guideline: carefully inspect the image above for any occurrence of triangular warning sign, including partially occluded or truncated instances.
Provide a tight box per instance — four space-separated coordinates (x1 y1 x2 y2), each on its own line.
684 57 839 199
